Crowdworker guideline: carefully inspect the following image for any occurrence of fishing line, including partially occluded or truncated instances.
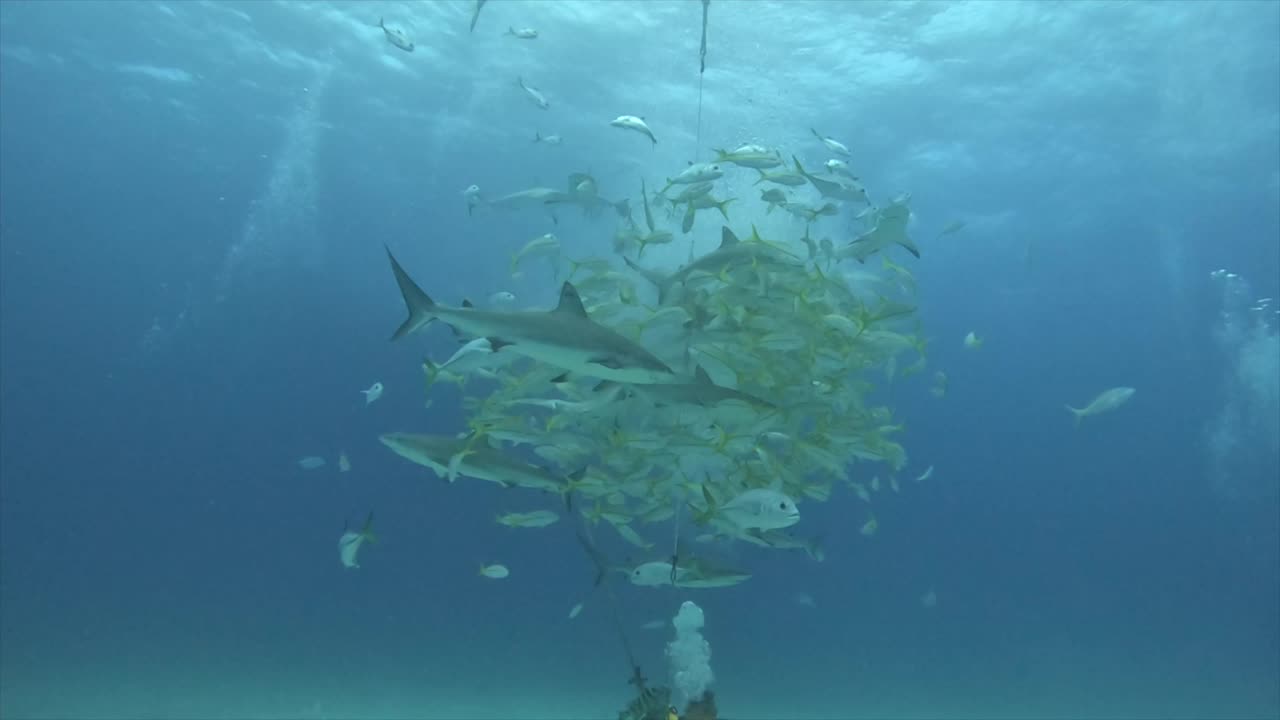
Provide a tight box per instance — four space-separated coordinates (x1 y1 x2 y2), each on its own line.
690 0 710 265
695 0 710 161
576 524 646 691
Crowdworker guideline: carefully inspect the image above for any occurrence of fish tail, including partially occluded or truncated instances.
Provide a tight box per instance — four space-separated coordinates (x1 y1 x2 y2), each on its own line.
386 247 437 341
897 236 922 259
693 484 717 525
622 256 666 290
716 198 735 221
422 356 440 390
1065 405 1083 427
360 511 377 543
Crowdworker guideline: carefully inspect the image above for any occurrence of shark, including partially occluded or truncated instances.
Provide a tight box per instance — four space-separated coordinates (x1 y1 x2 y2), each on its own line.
793 156 869 204
386 247 680 385
628 366 776 409
838 200 920 263
623 226 802 303
544 172 630 219
380 432 572 493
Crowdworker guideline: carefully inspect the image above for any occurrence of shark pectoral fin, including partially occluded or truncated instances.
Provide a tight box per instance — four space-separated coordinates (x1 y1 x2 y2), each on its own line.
897 237 922 258
487 337 514 352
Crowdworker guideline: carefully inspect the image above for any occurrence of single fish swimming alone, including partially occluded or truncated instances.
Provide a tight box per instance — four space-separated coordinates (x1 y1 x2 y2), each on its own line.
811 127 851 156
298 456 326 470
506 26 538 39
610 115 657 146
378 17 414 52
1065 386 1136 426
361 381 384 405
517 76 549 109
462 184 485 216
339 512 377 569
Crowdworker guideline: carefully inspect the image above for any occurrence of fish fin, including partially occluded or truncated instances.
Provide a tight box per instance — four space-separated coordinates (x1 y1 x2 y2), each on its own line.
386 247 436 341
897 236 922 258
716 198 735 221
360 512 377 543
462 298 475 308
422 357 440 389
694 365 714 385
720 226 739 247
622 256 666 290
589 355 623 370
693 484 717 525
487 337 513 351
554 282 589 317
1065 405 1084 427
550 372 570 384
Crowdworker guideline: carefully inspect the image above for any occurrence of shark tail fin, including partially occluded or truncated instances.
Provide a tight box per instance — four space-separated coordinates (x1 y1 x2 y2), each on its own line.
360 512 377 543
386 247 436 341
1065 405 1084 428
693 484 717 525
622 256 667 290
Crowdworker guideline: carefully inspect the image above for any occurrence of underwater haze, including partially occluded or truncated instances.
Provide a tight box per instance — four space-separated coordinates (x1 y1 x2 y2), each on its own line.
1 1 1278 719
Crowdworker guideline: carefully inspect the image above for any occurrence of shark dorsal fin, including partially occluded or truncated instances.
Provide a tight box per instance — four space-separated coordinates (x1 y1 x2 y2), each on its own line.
462 298 475 308
694 365 714 385
719 227 739 248
555 282 589 317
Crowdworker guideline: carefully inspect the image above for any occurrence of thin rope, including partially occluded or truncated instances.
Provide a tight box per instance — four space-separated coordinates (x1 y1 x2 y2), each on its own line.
695 73 705 161
691 0 710 263
695 0 709 161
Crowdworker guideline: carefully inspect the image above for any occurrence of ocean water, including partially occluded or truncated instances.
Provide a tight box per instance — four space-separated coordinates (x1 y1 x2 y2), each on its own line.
1 2 1278 719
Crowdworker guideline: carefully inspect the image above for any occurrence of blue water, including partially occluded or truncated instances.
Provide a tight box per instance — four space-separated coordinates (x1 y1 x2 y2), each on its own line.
2 2 1278 719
